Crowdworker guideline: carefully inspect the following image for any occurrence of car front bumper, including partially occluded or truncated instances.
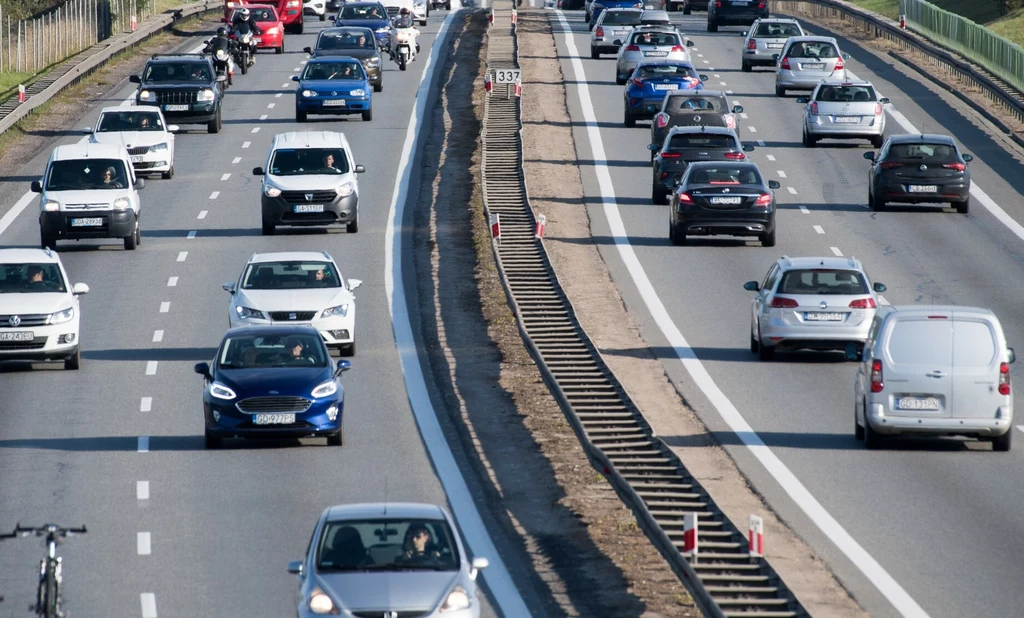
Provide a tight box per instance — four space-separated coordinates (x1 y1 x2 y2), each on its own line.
130 150 173 173
865 403 1012 437
139 100 219 124
205 398 343 439
261 193 358 227
304 1 326 15
0 323 79 362
41 209 136 240
296 96 371 114
257 32 284 48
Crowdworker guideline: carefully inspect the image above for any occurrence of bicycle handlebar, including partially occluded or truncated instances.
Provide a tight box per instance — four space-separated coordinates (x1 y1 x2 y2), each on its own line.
10 524 87 539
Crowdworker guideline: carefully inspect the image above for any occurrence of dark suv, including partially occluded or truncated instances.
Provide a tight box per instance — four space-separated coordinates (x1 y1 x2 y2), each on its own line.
707 0 768 32
649 126 752 204
130 54 226 134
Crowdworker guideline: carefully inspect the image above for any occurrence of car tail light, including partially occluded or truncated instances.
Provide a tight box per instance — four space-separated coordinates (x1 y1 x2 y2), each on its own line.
747 38 756 50
715 0 722 7
874 103 883 115
671 45 685 53
757 0 766 7
595 26 604 37
656 113 668 128
677 191 693 206
849 298 877 309
870 359 884 392
661 152 681 159
780 57 791 70
754 192 772 207
1000 362 1011 395
880 161 903 169
770 296 799 308
809 101 818 116
943 162 966 171
631 78 644 87
834 57 845 71
724 151 745 159
625 44 640 52
660 172 669 179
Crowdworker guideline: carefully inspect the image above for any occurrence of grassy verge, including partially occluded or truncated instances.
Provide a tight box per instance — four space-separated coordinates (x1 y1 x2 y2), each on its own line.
845 0 900 20
0 72 34 95
985 9 1024 47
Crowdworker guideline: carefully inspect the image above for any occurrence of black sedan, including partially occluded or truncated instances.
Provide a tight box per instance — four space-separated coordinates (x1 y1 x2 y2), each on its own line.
669 161 780 246
864 133 973 213
649 125 752 204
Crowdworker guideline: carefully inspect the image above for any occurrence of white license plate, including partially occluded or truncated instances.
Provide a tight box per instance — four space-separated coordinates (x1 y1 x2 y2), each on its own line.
833 116 860 124
733 0 750 4
130 155 145 163
0 331 33 342
710 196 742 205
163 104 189 111
613 29 630 36
801 63 824 70
805 312 844 321
253 413 296 425
895 397 940 411
653 84 677 90
766 43 784 48
71 217 103 227
322 99 347 106
294 204 325 213
908 184 938 193
644 51 668 57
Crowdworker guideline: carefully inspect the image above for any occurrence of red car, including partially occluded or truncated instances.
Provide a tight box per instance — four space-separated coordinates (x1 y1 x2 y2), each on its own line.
225 0 303 34
225 5 285 54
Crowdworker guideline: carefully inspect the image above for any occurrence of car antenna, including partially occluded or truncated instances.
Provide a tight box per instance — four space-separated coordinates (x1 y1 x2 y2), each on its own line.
383 476 388 515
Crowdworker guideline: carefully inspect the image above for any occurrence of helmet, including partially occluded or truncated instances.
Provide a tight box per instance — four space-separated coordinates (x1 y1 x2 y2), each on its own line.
216 26 227 36
238 7 250 18
399 7 410 14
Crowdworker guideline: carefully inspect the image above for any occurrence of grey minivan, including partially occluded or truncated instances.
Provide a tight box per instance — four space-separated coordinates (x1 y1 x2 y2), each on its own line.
774 35 849 96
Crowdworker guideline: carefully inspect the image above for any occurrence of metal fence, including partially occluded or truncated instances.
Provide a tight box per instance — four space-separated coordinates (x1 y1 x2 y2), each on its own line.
900 0 1024 93
0 0 176 74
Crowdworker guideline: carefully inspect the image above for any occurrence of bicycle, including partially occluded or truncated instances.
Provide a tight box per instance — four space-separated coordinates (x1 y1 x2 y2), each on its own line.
5 524 87 618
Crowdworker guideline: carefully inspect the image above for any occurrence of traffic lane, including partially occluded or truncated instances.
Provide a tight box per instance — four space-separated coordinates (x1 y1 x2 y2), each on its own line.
558 12 1024 618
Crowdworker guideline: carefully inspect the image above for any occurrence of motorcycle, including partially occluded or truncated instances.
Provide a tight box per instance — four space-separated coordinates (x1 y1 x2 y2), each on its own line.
202 39 236 86
389 20 420 71
228 23 260 75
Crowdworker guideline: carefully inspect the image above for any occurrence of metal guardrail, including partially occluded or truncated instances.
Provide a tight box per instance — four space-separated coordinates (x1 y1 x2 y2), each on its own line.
479 4 808 616
0 0 215 135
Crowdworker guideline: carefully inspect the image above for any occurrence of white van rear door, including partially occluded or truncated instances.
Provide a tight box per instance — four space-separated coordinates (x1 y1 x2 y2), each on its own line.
950 316 1002 419
883 315 953 417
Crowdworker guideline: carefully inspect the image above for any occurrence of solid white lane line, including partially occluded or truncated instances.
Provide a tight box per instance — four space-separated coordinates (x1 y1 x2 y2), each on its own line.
260 114 268 120
251 127 260 133
187 231 197 239
787 186 798 194
137 481 149 500
140 397 152 412
799 205 810 214
167 277 178 287
152 330 163 343
831 246 844 256
209 191 219 200
766 154 776 161
140 593 157 618
198 211 208 220
554 11 931 618
878 295 891 305
176 251 188 262
137 532 151 555
159 302 170 313
242 141 251 148
777 170 787 178
813 225 825 234
383 11 529 617
137 437 150 453
232 156 241 164
221 173 231 181
145 361 158 376
1017 425 1024 433
748 126 757 133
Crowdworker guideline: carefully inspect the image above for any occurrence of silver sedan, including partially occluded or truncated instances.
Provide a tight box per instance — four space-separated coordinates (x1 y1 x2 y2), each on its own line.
616 26 693 85
796 79 889 147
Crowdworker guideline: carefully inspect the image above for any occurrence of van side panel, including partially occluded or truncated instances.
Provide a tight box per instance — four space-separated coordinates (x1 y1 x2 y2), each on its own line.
950 318 1009 420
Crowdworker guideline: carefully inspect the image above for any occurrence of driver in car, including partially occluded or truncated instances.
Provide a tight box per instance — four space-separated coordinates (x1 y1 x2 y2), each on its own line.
287 338 317 364
398 524 442 566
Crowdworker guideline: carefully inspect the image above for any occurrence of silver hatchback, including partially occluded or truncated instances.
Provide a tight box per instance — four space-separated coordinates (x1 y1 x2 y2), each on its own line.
774 35 849 96
591 8 643 58
744 256 887 361
740 18 803 72
796 79 890 147
616 25 693 84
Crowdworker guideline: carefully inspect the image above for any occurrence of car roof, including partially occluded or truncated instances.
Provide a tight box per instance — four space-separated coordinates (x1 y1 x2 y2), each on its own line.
884 305 997 320
308 54 360 62
640 9 669 17
603 6 641 10
785 35 838 43
223 324 323 339
687 160 758 169
98 105 163 115
667 125 737 136
776 255 865 271
324 502 448 521
51 142 128 160
668 89 727 98
338 1 386 6
0 248 60 264
270 131 350 150
147 53 209 63
319 26 374 34
249 250 336 263
636 59 695 67
631 24 677 31
752 17 801 24
886 133 956 145
816 78 873 87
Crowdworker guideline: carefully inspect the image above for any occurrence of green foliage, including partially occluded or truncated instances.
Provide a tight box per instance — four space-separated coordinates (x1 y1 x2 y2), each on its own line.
0 1 66 21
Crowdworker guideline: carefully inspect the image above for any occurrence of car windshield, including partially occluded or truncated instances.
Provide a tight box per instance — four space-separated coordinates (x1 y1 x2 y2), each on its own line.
318 31 375 50
303 61 363 80
144 62 211 81
317 518 460 572
241 261 342 289
339 5 386 19
270 148 351 175
777 269 869 295
636 64 698 79
218 332 328 369
602 10 641 24
667 95 723 112
630 31 679 46
669 134 736 149
0 263 67 294
46 159 129 191
233 7 275 20
887 142 957 162
96 111 164 132
816 84 875 102
786 41 838 59
688 165 761 185
755 22 801 37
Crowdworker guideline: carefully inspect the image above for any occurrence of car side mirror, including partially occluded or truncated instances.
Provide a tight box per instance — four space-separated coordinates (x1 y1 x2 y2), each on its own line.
329 15 336 20
699 74 708 81
291 75 300 82
647 144 659 151
354 164 365 173
743 281 759 292
772 53 779 61
1008 348 1016 364
222 281 236 294
732 105 743 113
844 343 863 362
963 154 974 162
879 97 890 105
742 144 754 152
872 282 886 293
863 151 875 160
795 96 808 103
334 360 352 376
348 278 362 290
287 560 304 575
303 46 312 53
842 52 850 59
469 557 489 580
167 125 180 132
686 40 694 47
134 178 145 190
82 127 94 134
768 180 780 189
129 75 141 83
253 167 264 176
72 282 90 295
30 181 42 193
194 362 210 376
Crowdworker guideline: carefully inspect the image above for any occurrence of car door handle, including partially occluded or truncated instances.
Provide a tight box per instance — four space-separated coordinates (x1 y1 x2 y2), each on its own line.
926 370 945 378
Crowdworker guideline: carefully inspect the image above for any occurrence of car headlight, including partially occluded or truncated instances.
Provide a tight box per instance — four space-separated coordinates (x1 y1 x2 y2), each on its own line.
321 304 349 318
312 380 338 398
46 306 75 325
350 88 366 97
198 88 215 102
266 26 280 35
308 587 336 614
263 184 282 198
42 199 60 212
150 142 169 151
209 382 237 400
302 89 318 98
364 57 381 67
440 586 471 612
336 181 354 197
234 305 267 320
112 197 131 210
139 90 156 102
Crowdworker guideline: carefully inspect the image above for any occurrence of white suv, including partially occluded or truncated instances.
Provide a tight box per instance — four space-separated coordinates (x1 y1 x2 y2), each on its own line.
0 248 89 369
223 252 361 356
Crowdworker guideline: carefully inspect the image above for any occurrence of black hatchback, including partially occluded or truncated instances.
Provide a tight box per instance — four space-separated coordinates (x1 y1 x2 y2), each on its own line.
864 133 973 213
669 161 780 246
650 125 752 204
707 0 769 32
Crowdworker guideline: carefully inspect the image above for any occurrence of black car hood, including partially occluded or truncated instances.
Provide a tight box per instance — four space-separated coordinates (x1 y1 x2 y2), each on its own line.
142 82 213 89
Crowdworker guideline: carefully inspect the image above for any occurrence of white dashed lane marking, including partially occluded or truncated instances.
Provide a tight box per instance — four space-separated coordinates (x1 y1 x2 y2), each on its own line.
140 397 152 412
813 225 825 234
275 93 283 98
740 113 748 119
198 211 208 220
209 191 219 200
176 251 188 262
281 82 290 87
777 170 787 178
766 154 775 161
159 302 170 313
152 330 163 343
137 481 150 500
748 126 757 133
267 103 275 108
756 140 765 147
187 231 197 239
1017 425 1024 434
232 157 241 164
260 114 268 120
167 277 178 287
878 295 891 306
140 593 157 618
138 437 150 453
714 73 720 77
220 173 231 181
719 81 727 86
251 127 260 134
831 246 844 256
800 205 810 214
145 361 158 376
787 186 798 194
242 141 251 148
137 532 151 555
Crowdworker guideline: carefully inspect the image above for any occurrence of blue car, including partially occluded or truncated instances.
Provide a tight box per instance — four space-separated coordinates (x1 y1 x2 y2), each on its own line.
331 1 392 50
195 326 351 449
293 57 373 122
589 0 644 29
623 60 707 127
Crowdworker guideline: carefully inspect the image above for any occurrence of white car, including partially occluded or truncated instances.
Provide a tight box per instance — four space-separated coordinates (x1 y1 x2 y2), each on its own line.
0 248 89 370
304 0 327 20
223 252 361 356
383 0 427 26
85 106 177 179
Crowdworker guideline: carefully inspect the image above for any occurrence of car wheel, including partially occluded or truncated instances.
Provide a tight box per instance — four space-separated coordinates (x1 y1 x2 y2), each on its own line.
993 428 1012 452
669 223 685 246
64 346 81 370
775 85 785 97
296 109 307 122
124 222 138 251
749 331 759 354
855 403 865 440
863 419 883 449
362 107 373 122
591 47 599 60
741 60 751 72
420 19 427 26
320 12 326 21
347 215 359 233
652 184 667 205
262 218 275 235
135 222 142 247
869 189 885 212
341 342 356 357
40 230 55 250
445 1 451 8
295 22 304 34
955 195 970 214
327 429 343 446
870 135 884 149
374 81 383 93
707 20 718 32
683 6 691 14
162 165 174 180
207 108 221 134
624 109 636 128
276 44 284 54
760 227 776 247
204 431 222 449
615 73 626 85
802 130 816 147
757 341 774 361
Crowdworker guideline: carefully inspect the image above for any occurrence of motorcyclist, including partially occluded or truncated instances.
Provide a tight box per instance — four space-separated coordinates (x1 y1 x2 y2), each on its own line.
203 26 236 84
390 8 420 57
230 7 263 36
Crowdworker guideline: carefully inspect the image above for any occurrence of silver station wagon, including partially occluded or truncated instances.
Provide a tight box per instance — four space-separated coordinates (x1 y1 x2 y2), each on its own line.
740 18 804 71
774 35 849 96
796 79 889 147
616 25 694 85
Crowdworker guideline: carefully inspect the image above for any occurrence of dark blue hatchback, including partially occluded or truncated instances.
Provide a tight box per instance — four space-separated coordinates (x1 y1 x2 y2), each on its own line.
195 326 351 449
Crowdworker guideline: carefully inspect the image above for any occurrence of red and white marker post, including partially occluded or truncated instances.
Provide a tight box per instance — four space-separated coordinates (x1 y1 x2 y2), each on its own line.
682 512 699 558
534 213 546 239
17 84 26 103
511 8 517 27
748 514 764 558
484 72 492 94
513 82 522 98
488 7 494 25
899 14 906 29
131 14 138 31
490 213 501 243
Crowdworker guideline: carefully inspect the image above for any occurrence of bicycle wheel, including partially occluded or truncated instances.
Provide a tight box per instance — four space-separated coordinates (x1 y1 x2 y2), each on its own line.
43 559 57 618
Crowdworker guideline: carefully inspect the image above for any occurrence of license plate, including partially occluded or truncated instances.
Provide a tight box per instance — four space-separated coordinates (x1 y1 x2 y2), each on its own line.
71 217 103 227
653 84 677 90
253 413 296 425
834 116 860 124
801 63 824 70
767 43 784 48
805 312 844 321
0 331 33 342
163 104 189 111
644 51 668 57
895 397 940 411
322 99 347 107
908 185 938 193
130 155 145 163
710 196 742 205
733 0 750 4
613 29 630 36
294 204 324 213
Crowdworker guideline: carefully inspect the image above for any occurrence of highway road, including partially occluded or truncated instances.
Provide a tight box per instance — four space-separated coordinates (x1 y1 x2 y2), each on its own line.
551 8 1024 618
0 9 510 618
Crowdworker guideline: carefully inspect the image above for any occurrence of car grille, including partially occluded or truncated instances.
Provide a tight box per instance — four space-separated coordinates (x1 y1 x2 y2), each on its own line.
155 90 198 104
133 162 158 170
128 146 151 156
279 190 338 203
0 314 49 328
385 5 400 14
269 311 317 321
0 336 48 350
352 611 430 618
64 203 110 210
236 396 312 413
281 211 340 224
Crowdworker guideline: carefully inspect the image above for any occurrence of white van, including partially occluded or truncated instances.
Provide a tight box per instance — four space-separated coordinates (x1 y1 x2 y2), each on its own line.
31 142 144 251
851 305 1015 451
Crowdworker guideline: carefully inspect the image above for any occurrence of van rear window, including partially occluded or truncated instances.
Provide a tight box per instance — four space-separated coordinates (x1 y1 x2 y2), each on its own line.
953 321 996 367
887 320 952 365
668 134 736 149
